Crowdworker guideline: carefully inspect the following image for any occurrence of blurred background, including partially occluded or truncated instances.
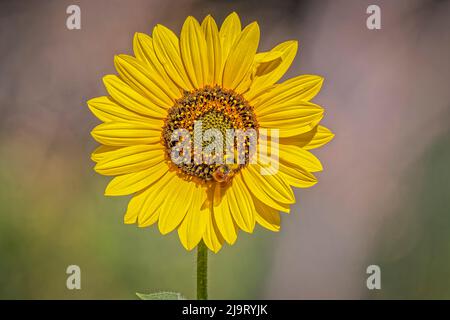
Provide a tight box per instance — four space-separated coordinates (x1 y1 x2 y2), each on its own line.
0 0 449 299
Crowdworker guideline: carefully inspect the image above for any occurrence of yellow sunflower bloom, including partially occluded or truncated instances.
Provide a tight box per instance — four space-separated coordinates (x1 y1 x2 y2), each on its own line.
88 12 333 253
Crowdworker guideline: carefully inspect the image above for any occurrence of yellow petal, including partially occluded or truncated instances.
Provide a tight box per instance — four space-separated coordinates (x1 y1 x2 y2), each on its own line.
87 96 148 123
246 40 298 100
152 24 194 90
254 198 281 232
254 75 324 111
234 68 254 93
136 171 178 227
180 16 209 88
227 173 255 233
91 121 162 146
219 12 241 74
178 186 208 250
278 161 318 188
105 161 168 196
114 55 176 109
222 22 259 90
280 145 323 172
254 50 283 64
241 164 294 210
257 101 324 137
133 33 182 100
201 15 222 85
158 177 196 235
258 151 317 188
124 195 139 224
202 207 224 253
257 100 323 118
124 172 172 225
103 75 166 119
95 144 165 176
213 183 238 244
281 125 334 150
257 152 318 188
91 145 121 163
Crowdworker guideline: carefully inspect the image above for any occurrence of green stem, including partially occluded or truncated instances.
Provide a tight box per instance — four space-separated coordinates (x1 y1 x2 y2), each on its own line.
197 240 208 300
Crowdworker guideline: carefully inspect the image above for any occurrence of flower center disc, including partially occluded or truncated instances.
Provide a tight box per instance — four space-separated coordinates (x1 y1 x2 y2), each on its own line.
162 86 258 182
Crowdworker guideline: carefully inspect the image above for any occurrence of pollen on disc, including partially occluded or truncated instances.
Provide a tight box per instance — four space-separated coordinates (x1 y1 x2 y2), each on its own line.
162 86 259 182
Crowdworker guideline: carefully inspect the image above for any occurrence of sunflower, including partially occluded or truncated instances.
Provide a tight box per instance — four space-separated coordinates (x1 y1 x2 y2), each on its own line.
88 12 333 253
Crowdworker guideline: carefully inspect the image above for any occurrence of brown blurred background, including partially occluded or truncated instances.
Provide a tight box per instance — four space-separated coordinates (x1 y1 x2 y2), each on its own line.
0 0 449 299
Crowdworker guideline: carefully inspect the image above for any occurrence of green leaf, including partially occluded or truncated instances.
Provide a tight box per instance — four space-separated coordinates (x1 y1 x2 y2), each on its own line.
136 291 186 300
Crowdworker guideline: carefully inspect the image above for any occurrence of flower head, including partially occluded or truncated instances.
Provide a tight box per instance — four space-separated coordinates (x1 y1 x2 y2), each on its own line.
88 13 334 252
